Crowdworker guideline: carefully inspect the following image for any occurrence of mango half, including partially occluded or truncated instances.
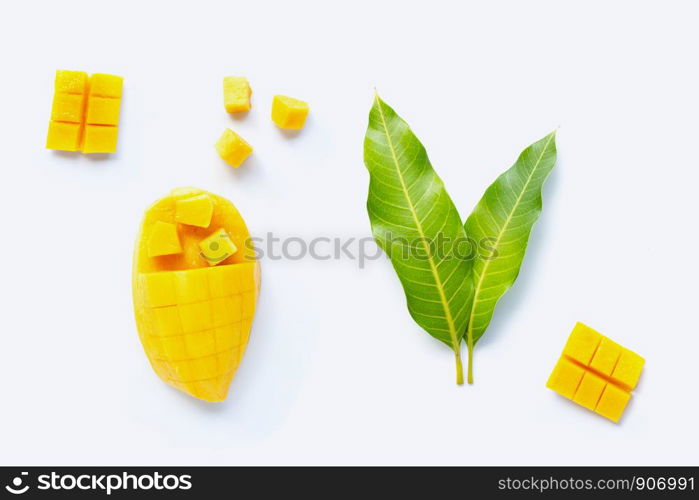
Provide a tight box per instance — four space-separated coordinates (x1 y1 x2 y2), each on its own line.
132 187 260 402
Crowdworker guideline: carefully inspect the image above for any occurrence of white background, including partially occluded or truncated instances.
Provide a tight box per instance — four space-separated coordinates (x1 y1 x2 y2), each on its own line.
0 0 697 466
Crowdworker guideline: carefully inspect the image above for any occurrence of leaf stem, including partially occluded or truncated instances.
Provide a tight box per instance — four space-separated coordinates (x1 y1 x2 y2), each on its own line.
454 349 464 385
466 332 474 384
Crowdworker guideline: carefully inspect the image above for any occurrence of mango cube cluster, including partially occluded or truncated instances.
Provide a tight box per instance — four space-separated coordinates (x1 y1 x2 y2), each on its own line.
547 322 645 422
271 95 309 130
46 70 123 153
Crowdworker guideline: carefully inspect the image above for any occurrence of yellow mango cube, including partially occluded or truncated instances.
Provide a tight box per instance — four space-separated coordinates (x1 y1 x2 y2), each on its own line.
175 194 214 228
610 348 645 391
90 73 124 98
545 357 584 399
223 76 252 113
55 70 88 94
46 121 82 151
215 129 252 168
82 125 118 153
271 95 309 130
595 384 631 423
547 322 644 422
562 322 602 366
141 272 177 308
589 336 622 376
199 228 238 266
148 221 182 257
86 96 121 126
51 93 86 123
572 371 606 410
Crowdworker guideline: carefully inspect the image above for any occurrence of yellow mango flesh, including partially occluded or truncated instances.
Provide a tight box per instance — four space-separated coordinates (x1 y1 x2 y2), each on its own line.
46 70 123 154
133 187 260 402
547 322 644 422
271 95 309 130
223 77 252 113
215 129 252 168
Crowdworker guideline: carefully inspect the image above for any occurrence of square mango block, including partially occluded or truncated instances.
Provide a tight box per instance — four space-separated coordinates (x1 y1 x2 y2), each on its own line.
89 73 123 98
572 371 606 411
271 95 309 130
610 348 645 391
86 96 121 126
546 357 585 400
215 129 252 168
82 125 118 153
595 384 631 423
148 221 182 258
141 272 177 308
175 194 214 228
173 269 210 304
199 228 238 266
223 76 252 113
562 322 602 366
46 121 82 151
51 93 86 123
589 336 622 376
55 70 88 94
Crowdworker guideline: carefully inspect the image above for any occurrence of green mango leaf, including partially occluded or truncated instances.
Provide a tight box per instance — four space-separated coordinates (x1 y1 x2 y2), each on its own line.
364 95 474 384
463 132 557 383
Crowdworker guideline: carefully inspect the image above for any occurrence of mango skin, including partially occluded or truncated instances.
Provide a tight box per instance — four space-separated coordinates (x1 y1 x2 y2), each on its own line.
132 187 260 402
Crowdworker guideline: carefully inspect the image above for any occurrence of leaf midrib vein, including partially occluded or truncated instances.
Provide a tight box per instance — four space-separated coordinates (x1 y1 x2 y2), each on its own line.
374 97 460 352
467 135 554 339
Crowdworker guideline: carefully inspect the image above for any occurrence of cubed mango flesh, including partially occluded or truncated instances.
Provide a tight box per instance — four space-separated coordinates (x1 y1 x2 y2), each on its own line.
547 322 644 422
175 194 214 228
46 70 123 153
215 129 252 168
223 77 252 113
271 95 309 130
148 221 182 257
132 187 260 402
199 228 238 266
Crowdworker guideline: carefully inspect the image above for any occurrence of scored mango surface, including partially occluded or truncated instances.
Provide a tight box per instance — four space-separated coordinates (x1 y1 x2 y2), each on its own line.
133 188 260 402
546 322 644 422
46 70 123 153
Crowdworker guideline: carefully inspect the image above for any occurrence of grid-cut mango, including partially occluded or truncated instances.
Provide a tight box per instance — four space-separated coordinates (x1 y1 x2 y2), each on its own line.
46 70 123 154
215 129 252 168
133 188 260 402
547 322 644 422
223 77 252 113
271 95 309 130
148 221 182 257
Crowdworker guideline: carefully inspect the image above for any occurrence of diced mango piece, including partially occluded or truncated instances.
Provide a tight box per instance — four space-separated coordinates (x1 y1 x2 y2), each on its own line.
82 125 118 153
51 93 86 123
199 228 238 266
572 371 606 410
271 95 309 130
546 357 585 400
89 74 124 98
548 322 644 422
46 121 82 151
562 322 602 366
589 336 622 376
47 70 123 153
595 384 631 423
55 70 88 94
175 194 214 228
173 269 210 304
215 129 252 168
86 96 121 125
223 76 252 113
148 221 182 257
610 348 645 391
